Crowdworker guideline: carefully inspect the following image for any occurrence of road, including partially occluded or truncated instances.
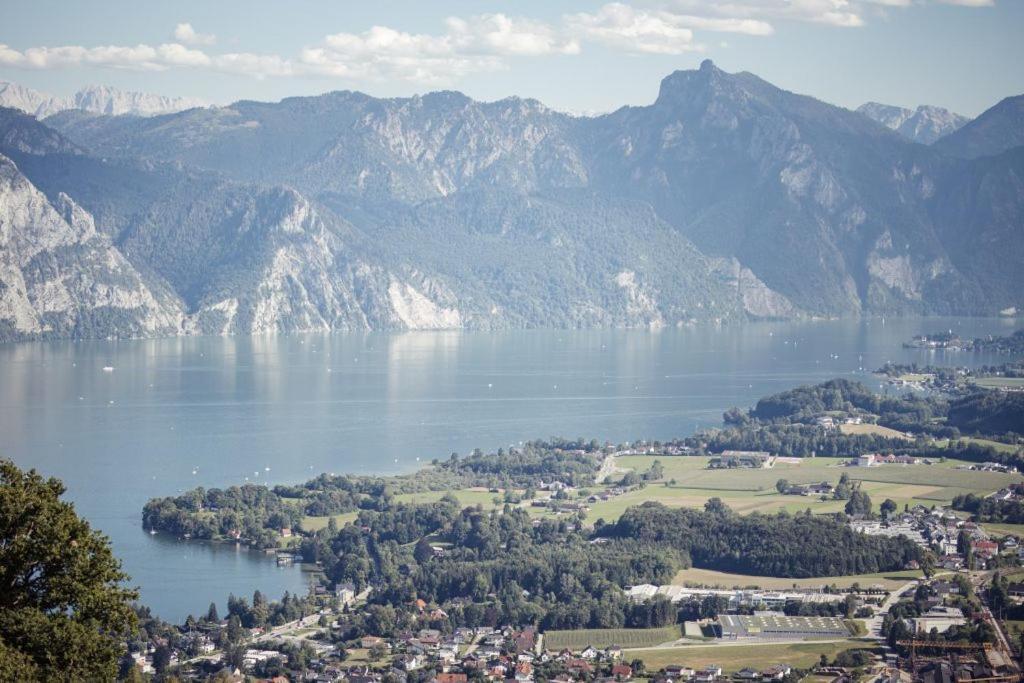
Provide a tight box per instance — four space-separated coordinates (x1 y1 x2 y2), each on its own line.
866 579 920 640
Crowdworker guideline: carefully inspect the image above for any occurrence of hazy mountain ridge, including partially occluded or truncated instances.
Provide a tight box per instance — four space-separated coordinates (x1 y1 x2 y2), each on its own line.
2 62 1022 340
932 95 1024 160
1 105 745 340
0 80 205 118
857 101 970 144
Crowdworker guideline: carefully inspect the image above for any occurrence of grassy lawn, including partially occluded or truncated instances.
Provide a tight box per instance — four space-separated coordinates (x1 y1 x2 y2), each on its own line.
544 626 682 650
840 423 912 440
395 488 508 507
341 648 372 663
626 640 870 672
671 567 923 590
301 512 359 532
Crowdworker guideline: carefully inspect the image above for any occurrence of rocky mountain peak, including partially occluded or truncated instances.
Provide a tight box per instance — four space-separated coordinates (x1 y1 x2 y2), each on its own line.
857 100 969 144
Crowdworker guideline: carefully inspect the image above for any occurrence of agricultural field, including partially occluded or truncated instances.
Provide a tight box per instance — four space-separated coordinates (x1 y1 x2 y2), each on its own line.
979 522 1024 538
670 567 924 591
543 625 683 650
839 423 912 440
624 640 870 672
578 455 1024 523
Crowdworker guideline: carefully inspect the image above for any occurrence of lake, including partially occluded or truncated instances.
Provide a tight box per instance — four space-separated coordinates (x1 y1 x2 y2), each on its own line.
0 317 1017 622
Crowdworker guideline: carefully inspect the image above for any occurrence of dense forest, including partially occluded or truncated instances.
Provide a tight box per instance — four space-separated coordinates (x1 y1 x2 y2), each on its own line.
602 501 920 577
973 330 1024 355
723 378 1022 461
947 391 1024 435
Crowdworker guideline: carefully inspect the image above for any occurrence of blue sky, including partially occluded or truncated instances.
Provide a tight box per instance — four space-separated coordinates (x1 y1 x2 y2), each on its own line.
1 0 1021 116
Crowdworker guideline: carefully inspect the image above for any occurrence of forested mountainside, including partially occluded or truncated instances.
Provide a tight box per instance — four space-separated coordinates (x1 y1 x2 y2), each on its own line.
2 61 1022 340
932 95 1024 160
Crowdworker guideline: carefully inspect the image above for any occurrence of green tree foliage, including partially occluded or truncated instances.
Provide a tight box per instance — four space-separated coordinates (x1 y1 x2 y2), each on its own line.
844 487 873 517
142 439 604 546
607 502 919 577
0 460 137 681
834 473 852 500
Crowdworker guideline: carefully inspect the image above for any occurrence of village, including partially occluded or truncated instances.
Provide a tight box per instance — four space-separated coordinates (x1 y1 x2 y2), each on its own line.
123 556 1024 683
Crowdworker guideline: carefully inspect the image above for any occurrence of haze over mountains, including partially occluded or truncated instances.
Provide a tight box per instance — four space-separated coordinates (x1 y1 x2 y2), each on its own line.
0 81 205 118
0 60 1021 341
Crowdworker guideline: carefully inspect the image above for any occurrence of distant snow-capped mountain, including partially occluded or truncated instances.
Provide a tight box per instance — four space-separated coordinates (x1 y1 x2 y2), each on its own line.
857 101 969 144
0 81 205 118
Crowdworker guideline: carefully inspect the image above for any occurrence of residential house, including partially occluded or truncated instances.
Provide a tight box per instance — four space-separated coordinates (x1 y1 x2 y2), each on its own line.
434 674 468 683
335 582 356 606
694 667 722 683
611 663 633 680
664 666 696 680
761 665 790 681
567 659 594 676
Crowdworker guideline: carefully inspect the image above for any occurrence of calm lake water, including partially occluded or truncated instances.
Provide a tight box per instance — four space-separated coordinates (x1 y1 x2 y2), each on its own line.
0 317 1018 622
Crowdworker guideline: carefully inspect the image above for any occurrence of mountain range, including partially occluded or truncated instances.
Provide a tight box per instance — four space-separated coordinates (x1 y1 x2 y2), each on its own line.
0 81 205 118
0 60 1021 341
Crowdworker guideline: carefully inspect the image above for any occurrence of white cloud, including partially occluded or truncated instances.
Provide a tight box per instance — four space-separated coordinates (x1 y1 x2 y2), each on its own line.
659 0 994 28
213 53 293 78
0 42 211 71
565 4 703 55
668 15 774 35
302 14 577 83
0 3 995 84
0 16 564 84
446 15 581 57
173 23 216 47
665 0 864 28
